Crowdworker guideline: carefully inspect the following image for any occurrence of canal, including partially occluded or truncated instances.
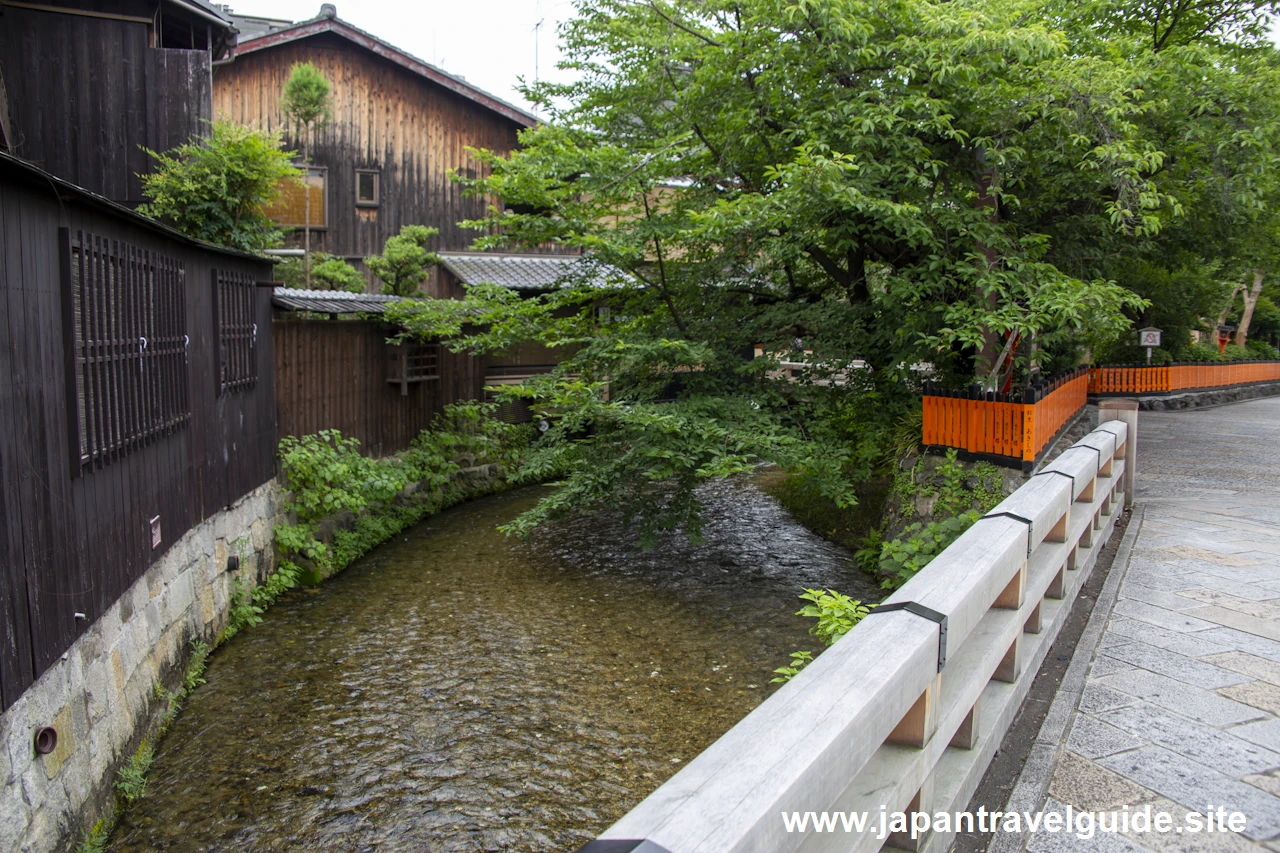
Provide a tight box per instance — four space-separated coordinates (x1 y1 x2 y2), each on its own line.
108 473 878 852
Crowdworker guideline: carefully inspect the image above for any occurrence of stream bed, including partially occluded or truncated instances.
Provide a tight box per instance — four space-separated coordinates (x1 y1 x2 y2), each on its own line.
108 472 878 852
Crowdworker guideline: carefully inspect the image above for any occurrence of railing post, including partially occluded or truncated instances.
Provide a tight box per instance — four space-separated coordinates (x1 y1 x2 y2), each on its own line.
1098 399 1138 507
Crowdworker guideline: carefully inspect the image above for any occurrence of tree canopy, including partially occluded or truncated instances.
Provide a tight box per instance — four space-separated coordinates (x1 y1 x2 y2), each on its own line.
367 225 442 296
388 0 1280 543
281 62 333 134
139 121 301 253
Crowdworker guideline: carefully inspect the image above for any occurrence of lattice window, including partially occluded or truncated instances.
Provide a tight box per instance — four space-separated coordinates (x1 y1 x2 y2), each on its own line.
214 269 257 394
62 230 190 474
387 343 440 395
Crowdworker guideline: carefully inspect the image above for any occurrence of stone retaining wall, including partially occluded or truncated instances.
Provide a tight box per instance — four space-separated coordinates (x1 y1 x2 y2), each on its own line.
1125 380 1280 411
0 479 285 853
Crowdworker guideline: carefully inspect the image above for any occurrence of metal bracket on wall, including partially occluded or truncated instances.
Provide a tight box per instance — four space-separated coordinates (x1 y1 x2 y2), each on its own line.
865 601 948 672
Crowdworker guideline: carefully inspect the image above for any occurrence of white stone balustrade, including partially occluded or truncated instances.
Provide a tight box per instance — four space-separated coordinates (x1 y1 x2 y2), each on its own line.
589 419 1131 853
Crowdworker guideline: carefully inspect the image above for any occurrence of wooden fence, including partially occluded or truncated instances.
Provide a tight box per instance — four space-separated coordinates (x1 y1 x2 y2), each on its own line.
922 369 1089 469
578 419 1132 853
1089 360 1280 395
0 155 276 711
273 319 485 457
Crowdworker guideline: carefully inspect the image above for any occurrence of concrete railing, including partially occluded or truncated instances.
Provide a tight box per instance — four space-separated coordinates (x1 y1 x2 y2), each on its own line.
579 412 1136 853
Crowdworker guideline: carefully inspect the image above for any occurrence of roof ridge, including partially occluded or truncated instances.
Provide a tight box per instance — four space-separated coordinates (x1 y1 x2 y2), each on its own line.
234 17 538 128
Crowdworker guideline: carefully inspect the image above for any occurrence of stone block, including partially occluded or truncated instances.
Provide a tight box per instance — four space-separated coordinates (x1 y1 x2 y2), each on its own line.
1227 719 1280 753
1112 599 1219 633
1026 801 1150 853
1201 651 1280 686
1089 655 1136 678
1198 628 1280 663
0 788 31 851
200 585 216 630
143 599 164 647
1122 582 1208 612
1103 641 1250 690
166 567 197 623
1105 618 1231 658
1126 795 1264 853
1080 682 1140 715
130 581 149 619
1100 702 1280 777
213 539 228 579
1048 751 1151 811
1217 681 1280 716
1097 670 1266 726
1065 714 1146 760
1099 746 1280 841
1243 770 1280 799
22 802 69 853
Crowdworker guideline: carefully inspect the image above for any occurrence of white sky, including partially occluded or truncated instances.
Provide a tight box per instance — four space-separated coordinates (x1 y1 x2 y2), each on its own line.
228 2 1280 119
223 0 580 116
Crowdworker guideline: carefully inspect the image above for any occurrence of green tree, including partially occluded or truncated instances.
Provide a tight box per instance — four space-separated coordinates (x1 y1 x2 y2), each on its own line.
365 225 441 296
281 62 333 287
388 0 1278 543
138 121 301 253
277 253 365 292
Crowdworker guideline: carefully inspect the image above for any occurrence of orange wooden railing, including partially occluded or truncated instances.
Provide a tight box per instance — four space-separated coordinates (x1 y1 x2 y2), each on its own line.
1089 360 1280 395
922 369 1089 467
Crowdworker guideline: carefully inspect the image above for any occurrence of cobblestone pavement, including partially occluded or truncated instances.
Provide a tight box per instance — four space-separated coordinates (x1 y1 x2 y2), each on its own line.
1024 397 1280 852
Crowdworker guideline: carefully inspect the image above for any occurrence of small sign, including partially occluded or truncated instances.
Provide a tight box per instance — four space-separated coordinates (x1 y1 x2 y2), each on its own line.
150 515 161 550
1138 328 1162 347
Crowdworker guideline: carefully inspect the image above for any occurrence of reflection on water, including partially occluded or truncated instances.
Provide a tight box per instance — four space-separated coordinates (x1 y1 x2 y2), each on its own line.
109 473 878 852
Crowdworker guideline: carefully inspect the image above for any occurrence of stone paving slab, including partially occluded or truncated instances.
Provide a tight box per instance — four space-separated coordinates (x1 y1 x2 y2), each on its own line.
1003 398 1280 852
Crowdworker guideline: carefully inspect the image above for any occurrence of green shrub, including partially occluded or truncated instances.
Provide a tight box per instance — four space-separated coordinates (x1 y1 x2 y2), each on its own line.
772 588 872 682
1247 338 1280 359
1186 342 1225 362
115 741 154 805
277 253 365 292
878 510 981 589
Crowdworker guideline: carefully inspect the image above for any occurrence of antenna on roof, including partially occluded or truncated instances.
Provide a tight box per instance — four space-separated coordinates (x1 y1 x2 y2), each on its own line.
533 18 544 84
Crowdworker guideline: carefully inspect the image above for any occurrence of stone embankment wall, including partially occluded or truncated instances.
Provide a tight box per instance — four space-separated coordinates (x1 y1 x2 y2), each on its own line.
1137 380 1280 410
0 480 285 853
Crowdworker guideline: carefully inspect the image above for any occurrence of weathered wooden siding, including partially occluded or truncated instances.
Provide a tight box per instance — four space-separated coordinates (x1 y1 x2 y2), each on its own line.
273 318 484 457
0 5 212 205
213 34 523 261
0 162 275 711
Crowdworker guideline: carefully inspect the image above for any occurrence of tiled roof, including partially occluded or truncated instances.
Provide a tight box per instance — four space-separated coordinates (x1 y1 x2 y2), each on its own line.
272 287 403 314
438 253 622 291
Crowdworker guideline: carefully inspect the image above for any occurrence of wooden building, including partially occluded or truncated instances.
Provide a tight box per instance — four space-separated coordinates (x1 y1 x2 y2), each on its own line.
0 0 238 205
0 151 276 711
212 5 543 270
270 289 484 456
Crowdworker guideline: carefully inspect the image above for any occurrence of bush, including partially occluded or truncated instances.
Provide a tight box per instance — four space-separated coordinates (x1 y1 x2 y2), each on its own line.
1246 338 1280 359
1185 342 1225 362
771 588 872 683
878 510 981 589
139 121 301 253
278 253 365 292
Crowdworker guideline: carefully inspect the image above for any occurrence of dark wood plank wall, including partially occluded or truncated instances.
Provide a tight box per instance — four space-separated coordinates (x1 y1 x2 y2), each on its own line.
0 6 212 205
0 169 276 711
212 35 544 265
273 319 484 457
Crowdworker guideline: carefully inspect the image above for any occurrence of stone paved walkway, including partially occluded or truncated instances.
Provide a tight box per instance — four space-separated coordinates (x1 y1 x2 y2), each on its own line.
1020 397 1280 852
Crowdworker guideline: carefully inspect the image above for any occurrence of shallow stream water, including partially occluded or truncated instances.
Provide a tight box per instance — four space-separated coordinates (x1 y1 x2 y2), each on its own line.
108 473 878 852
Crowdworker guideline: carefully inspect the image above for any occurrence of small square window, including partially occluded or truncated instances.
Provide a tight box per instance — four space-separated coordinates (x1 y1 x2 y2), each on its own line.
356 170 380 206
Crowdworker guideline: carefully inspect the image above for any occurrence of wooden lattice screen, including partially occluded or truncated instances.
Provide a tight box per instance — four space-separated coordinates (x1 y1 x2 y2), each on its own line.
61 229 190 474
387 343 440 396
213 268 257 394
